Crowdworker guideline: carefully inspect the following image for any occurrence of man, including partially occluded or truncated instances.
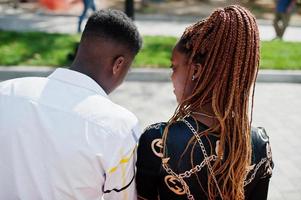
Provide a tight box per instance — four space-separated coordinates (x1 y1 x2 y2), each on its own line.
273 0 297 39
0 9 142 200
78 0 96 33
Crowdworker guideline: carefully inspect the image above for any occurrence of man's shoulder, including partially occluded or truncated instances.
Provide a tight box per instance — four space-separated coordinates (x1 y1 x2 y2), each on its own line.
75 95 139 137
0 77 48 96
106 101 139 128
79 95 138 123
0 77 47 87
109 100 138 121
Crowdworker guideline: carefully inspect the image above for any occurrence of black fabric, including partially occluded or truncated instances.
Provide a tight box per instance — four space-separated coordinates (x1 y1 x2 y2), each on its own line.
136 116 274 200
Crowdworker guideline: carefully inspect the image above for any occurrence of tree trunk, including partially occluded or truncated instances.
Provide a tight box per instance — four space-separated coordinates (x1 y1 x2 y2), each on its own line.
125 0 135 20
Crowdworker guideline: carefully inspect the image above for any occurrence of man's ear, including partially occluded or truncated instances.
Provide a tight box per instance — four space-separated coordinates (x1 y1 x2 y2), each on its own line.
112 56 125 75
192 63 203 79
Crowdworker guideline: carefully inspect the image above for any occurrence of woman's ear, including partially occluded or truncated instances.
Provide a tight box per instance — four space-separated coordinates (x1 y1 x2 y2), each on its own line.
112 56 125 75
192 63 203 81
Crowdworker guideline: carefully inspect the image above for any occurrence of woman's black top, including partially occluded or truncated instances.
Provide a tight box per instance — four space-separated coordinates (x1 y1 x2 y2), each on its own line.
136 116 274 200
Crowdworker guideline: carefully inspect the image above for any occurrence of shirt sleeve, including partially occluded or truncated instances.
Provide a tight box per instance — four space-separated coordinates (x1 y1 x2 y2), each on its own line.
136 125 164 200
102 126 141 200
245 127 274 199
257 127 274 180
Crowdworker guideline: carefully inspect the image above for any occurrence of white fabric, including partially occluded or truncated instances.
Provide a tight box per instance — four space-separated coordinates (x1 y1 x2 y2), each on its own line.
0 68 141 200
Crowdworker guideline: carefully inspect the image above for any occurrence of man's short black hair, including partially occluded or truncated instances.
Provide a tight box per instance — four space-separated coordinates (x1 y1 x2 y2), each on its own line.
82 9 142 55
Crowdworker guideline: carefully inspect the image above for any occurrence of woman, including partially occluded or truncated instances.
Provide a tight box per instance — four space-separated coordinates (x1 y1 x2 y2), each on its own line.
136 5 273 200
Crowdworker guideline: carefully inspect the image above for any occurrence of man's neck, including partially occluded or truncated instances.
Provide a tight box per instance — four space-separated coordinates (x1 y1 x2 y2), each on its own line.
69 62 110 94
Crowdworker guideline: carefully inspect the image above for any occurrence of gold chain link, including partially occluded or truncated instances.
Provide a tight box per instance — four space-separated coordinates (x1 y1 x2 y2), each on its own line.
182 119 224 200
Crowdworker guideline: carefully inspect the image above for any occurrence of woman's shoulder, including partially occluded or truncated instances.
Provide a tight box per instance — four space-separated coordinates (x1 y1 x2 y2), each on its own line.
141 120 190 140
138 120 198 158
250 127 273 163
140 122 167 142
245 127 274 185
136 122 168 174
144 122 167 133
138 122 167 155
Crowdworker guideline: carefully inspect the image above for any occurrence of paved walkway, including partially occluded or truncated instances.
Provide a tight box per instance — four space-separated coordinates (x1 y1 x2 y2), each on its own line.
110 81 301 200
0 7 301 41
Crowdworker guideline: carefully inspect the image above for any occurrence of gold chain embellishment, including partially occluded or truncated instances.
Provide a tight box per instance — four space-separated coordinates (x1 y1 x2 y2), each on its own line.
160 117 271 199
182 119 224 200
151 138 164 158
160 117 223 200
162 163 195 200
244 157 267 186
164 175 186 195
245 142 273 186
178 155 217 179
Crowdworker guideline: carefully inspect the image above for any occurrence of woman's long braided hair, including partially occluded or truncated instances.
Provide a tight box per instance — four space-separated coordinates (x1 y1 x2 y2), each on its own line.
162 5 260 200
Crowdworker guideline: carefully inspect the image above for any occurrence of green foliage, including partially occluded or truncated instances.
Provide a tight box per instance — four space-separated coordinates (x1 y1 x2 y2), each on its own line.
0 31 79 66
133 36 177 68
261 41 301 70
0 31 301 70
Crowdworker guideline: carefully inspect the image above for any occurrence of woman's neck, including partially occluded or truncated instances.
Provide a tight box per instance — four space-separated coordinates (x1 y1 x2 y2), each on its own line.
190 104 219 129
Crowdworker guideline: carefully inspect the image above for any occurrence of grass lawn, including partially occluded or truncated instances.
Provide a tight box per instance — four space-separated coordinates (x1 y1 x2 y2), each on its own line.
0 31 301 69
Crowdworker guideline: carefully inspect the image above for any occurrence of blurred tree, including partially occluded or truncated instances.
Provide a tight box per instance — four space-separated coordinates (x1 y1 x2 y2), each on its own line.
141 0 149 7
125 0 134 20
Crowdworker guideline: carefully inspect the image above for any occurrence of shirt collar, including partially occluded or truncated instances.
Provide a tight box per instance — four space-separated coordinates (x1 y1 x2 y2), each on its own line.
48 68 108 98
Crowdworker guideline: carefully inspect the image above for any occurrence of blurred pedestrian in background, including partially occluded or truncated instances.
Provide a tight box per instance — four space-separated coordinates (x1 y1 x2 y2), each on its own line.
78 0 96 33
273 0 297 40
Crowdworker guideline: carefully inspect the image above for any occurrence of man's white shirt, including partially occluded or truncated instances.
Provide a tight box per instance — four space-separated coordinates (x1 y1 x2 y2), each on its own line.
0 68 141 200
